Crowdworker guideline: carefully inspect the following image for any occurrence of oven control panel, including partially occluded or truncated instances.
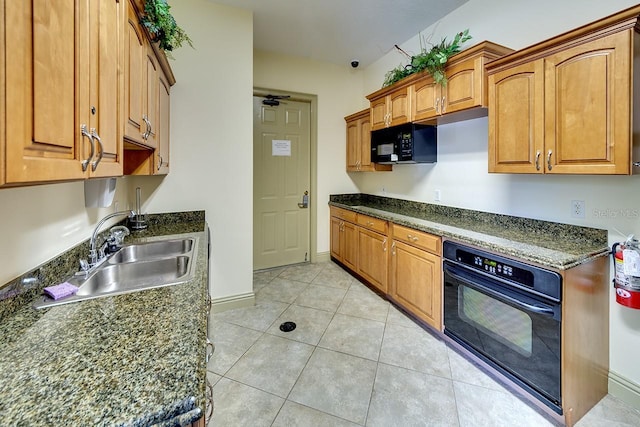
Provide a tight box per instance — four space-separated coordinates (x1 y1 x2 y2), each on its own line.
456 250 534 287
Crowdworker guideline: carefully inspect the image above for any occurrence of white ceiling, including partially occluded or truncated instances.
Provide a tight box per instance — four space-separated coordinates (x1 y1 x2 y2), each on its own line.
209 0 469 67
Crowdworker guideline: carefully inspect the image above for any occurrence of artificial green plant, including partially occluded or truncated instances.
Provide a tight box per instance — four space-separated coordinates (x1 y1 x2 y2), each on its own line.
140 0 193 58
382 29 472 88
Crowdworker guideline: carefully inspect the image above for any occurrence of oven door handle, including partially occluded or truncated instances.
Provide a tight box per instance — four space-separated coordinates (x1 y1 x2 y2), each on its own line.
444 264 557 317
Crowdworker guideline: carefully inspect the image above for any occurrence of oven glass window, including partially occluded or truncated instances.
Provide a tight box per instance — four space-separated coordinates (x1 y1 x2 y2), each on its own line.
459 286 532 357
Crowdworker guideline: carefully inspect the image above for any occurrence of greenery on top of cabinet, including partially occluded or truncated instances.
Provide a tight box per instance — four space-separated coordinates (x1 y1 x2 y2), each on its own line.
383 29 472 88
141 0 193 58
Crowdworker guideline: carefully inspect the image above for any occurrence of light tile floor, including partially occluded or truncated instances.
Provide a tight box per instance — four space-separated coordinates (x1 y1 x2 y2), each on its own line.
208 261 640 427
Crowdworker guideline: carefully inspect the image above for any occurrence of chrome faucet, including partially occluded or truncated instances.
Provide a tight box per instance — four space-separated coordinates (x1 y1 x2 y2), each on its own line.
84 210 135 269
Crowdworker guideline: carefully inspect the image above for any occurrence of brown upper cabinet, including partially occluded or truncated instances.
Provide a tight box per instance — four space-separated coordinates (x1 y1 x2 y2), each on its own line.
366 41 513 130
368 85 411 130
412 42 513 123
123 0 175 176
2 0 124 186
124 0 161 150
1 0 176 187
487 6 640 175
157 70 172 174
345 109 392 172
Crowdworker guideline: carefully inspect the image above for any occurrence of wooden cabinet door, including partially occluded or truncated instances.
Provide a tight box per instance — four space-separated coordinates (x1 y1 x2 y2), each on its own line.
343 221 358 272
388 86 411 127
357 228 388 293
390 240 442 330
330 217 344 261
443 56 482 115
124 0 145 145
359 115 373 169
370 97 388 130
411 78 439 121
346 118 360 171
156 71 171 174
144 48 159 149
488 60 545 173
88 0 123 177
4 0 88 184
544 31 631 174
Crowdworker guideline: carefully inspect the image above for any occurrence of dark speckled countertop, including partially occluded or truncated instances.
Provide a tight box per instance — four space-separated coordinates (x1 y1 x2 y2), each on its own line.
330 194 609 270
0 212 208 426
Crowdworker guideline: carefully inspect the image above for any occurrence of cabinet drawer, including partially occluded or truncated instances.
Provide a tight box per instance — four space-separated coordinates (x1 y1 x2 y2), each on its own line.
392 224 441 255
357 214 388 234
330 207 357 223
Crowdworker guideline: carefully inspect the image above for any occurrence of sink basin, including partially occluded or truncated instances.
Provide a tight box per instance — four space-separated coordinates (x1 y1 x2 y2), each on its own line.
33 236 198 309
76 256 191 297
108 238 194 263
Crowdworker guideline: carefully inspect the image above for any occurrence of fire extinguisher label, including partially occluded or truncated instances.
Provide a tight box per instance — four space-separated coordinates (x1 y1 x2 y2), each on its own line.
623 249 640 276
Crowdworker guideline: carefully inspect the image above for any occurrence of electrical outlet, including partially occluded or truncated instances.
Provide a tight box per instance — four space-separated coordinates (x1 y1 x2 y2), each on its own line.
434 189 441 202
571 200 585 219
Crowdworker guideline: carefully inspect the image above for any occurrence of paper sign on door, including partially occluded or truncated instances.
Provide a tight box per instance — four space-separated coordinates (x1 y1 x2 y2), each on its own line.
272 140 291 156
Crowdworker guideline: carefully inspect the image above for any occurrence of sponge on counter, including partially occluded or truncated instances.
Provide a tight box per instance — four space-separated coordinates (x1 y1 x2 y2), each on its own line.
43 282 79 300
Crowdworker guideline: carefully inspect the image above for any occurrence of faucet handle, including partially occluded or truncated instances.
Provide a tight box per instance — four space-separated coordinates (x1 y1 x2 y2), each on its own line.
108 225 130 251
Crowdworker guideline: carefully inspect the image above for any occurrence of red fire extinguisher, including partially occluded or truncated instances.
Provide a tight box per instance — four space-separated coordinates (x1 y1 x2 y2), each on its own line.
612 237 640 309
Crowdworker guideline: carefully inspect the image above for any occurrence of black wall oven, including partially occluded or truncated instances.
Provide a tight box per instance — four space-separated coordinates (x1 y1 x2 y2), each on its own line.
443 241 563 415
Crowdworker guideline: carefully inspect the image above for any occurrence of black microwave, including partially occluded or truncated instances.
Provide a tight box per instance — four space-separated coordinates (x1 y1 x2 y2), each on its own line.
371 123 437 164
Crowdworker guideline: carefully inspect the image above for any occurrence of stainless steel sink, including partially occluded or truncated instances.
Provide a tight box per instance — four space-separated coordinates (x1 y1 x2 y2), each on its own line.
76 256 191 297
33 236 198 309
108 238 194 264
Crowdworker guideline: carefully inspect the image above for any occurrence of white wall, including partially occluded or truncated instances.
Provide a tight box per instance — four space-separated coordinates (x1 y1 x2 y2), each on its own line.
134 0 254 302
360 0 640 400
253 51 364 254
0 179 130 286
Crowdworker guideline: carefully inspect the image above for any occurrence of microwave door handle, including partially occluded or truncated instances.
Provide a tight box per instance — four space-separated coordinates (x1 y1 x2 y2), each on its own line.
444 264 556 317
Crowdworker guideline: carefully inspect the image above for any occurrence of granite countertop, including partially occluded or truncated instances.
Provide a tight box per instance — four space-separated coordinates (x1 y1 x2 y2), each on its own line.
0 212 208 426
330 194 610 270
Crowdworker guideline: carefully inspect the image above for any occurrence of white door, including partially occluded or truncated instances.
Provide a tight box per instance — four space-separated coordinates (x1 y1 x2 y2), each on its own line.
253 96 311 270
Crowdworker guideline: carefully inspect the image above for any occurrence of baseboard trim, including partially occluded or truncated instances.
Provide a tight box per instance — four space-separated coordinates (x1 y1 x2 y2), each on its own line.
211 292 255 313
316 251 330 263
609 370 640 408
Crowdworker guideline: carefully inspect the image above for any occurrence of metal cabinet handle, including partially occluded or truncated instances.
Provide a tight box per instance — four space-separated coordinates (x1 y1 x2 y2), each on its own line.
90 129 103 171
382 237 387 252
206 378 214 419
547 149 553 171
435 97 440 114
391 241 396 255
142 115 151 140
206 338 215 363
407 234 418 242
535 150 541 171
441 96 446 114
157 155 163 171
80 124 94 172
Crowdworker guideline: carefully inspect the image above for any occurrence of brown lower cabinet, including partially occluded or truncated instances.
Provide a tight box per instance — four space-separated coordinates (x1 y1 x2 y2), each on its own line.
357 227 388 294
389 239 442 330
329 207 441 328
330 214 358 272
